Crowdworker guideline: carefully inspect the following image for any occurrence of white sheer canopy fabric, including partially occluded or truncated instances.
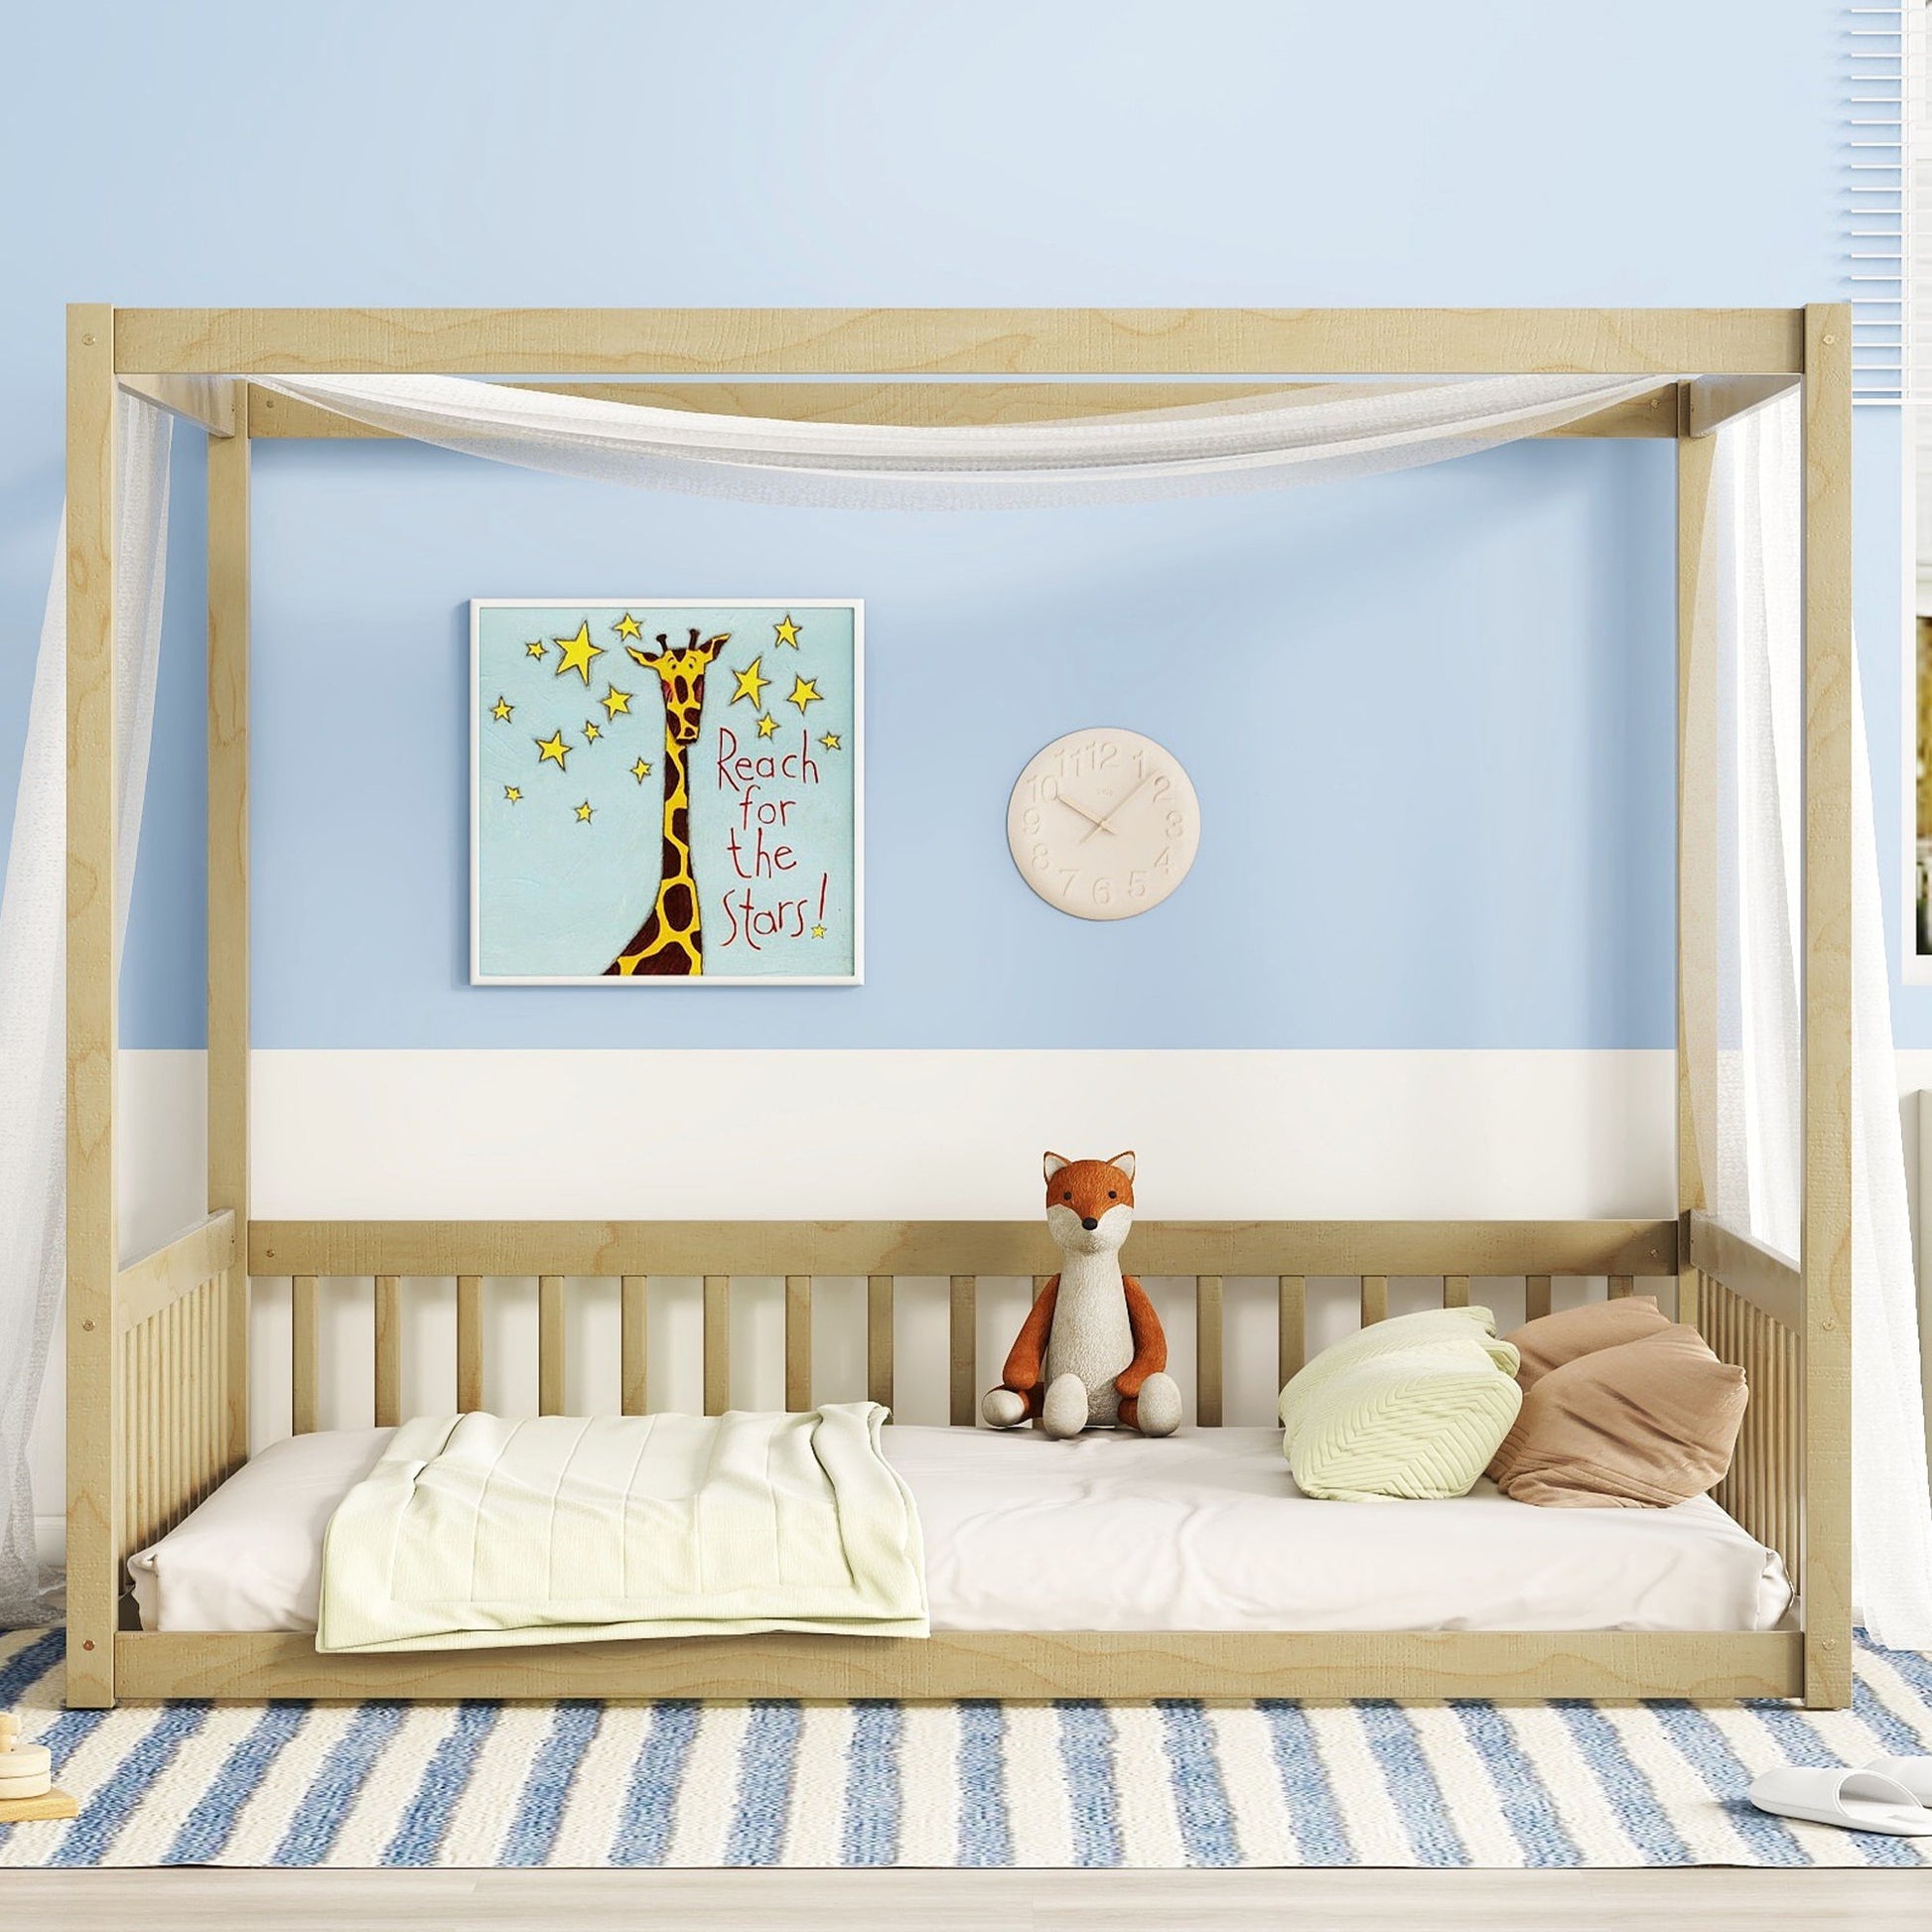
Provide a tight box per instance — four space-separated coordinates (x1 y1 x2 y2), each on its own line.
250 371 1663 508
1704 395 1932 1644
1 370 1927 1642
0 395 171 1625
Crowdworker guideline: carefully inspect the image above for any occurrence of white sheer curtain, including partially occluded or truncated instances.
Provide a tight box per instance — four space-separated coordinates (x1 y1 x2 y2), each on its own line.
2 371 1927 1642
250 371 1662 508
1706 394 1932 1646
0 395 171 1626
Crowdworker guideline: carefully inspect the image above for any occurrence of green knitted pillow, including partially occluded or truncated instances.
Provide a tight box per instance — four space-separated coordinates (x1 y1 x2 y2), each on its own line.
1285 1338 1525 1501
1278 1304 1517 1441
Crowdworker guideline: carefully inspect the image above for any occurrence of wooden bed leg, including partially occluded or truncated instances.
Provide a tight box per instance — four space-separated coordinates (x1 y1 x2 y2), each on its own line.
66 306 120 1710
1801 304 1855 1711
207 412 251 1475
1677 397 1717 1339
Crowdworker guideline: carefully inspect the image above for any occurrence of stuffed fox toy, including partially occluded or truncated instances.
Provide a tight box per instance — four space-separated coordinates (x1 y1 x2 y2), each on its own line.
981 1151 1182 1440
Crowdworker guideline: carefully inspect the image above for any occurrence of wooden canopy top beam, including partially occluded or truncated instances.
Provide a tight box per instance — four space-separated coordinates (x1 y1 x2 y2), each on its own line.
107 307 1807 377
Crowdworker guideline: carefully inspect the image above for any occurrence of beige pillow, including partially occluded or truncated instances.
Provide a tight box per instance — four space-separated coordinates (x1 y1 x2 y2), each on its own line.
1488 1323 1746 1509
1506 1294 1673 1389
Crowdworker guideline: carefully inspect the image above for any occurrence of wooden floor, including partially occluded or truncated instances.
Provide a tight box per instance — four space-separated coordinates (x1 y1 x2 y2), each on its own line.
8 1867 1932 1931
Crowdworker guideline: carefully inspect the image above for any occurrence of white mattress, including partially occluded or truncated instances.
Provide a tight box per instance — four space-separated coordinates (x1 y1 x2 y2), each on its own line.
129 1423 1792 1636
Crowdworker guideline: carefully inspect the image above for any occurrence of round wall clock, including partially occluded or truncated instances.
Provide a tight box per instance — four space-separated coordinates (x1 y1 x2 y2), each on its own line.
1006 728 1201 920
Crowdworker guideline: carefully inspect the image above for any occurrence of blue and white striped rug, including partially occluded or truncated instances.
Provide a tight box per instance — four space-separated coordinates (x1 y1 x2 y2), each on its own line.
2 1628 1931 1867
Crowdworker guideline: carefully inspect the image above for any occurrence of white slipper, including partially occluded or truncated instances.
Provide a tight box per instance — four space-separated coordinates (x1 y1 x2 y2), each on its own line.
1864 1756 1932 1806
1748 1765 1932 1836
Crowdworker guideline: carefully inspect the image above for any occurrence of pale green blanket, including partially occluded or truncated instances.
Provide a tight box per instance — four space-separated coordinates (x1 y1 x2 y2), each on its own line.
317 1406 927 1653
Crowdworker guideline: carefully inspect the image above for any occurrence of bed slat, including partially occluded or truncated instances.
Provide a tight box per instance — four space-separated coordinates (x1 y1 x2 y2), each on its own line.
193 1289 207 1498
160 1300 176 1518
621 1275 648 1415
1360 1276 1388 1326
949 1276 976 1427
1278 1275 1305 1389
784 1275 811 1411
868 1275 894 1414
1609 1273 1633 1299
1525 1275 1552 1322
538 1276 565 1416
1443 1274 1469 1309
373 1276 401 1427
703 1275 730 1415
1195 1275 1223 1427
456 1275 483 1412
291 1276 318 1435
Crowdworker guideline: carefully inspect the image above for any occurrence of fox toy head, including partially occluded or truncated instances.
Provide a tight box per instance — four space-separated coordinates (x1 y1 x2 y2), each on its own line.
1042 1150 1136 1257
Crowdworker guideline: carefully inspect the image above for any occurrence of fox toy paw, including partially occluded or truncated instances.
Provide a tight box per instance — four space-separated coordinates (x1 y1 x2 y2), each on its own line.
1129 1371 1182 1438
981 1387 1030 1430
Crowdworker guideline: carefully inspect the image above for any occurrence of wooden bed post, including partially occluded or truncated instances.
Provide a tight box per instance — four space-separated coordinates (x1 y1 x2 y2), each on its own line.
1676 385 1718 1330
1801 303 1855 1710
207 402 250 1472
65 305 120 1709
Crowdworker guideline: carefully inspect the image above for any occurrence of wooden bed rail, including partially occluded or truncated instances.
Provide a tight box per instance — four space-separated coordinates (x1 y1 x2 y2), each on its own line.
249 1216 1680 1437
114 1212 239 1560
1684 1210 1802 1577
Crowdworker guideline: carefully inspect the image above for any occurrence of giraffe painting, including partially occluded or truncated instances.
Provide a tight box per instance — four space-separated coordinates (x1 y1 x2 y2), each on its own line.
604 628 729 976
473 601 863 984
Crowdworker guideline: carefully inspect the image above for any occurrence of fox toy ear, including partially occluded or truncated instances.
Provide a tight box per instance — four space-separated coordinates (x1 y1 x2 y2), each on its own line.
1109 1152 1137 1181
1042 1152 1070 1182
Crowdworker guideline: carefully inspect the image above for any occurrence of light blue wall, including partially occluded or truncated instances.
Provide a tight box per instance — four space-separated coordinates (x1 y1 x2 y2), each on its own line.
4 0 1892 1051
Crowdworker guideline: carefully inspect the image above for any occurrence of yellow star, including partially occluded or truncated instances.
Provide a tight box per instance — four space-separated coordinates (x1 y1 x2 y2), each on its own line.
553 620 605 684
811 923 827 939
575 799 595 823
490 696 514 724
786 674 822 714
818 731 841 752
535 730 571 770
730 655 770 707
503 785 522 803
601 684 633 720
612 612 644 641
756 713 778 739
583 719 602 743
525 640 547 660
630 757 652 783
773 614 802 648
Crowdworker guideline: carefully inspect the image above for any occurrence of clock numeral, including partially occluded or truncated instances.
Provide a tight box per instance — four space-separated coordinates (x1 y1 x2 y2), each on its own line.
1025 775 1061 805
1154 846 1173 876
1023 806 1041 834
1152 773 1172 802
1091 875 1113 907
1165 809 1186 839
1059 868 1079 898
1031 842 1051 871
1128 870 1148 899
1055 739 1119 779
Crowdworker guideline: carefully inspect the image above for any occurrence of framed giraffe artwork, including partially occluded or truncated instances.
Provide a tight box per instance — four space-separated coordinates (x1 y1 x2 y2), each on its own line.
470 600 863 984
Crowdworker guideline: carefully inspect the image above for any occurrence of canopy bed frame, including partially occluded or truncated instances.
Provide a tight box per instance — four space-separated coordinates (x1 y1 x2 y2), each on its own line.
64 305 1853 1708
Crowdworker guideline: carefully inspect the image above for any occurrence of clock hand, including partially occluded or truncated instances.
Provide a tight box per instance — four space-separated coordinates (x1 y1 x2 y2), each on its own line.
1080 768 1155 842
1056 792 1116 835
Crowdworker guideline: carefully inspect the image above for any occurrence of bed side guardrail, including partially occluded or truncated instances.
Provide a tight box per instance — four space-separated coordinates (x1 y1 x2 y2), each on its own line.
1686 1209 1802 1578
243 1216 1680 1438
113 1210 238 1563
